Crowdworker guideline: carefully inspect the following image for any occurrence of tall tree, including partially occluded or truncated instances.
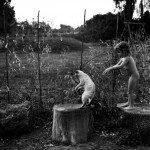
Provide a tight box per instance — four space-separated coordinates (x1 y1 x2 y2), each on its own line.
0 0 16 36
79 12 124 42
139 0 144 17
113 0 137 22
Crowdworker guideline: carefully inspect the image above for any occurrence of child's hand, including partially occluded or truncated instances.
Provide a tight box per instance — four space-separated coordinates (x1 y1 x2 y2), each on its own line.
103 68 111 75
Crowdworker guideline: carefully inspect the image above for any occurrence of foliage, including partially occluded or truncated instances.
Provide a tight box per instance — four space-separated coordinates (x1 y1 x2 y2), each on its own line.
74 0 150 43
76 13 124 42
113 0 137 21
75 9 150 42
6 37 88 54
0 0 16 36
0 37 88 111
140 10 150 35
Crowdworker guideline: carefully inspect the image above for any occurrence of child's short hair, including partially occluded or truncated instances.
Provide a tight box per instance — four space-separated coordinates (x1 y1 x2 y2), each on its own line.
114 41 130 56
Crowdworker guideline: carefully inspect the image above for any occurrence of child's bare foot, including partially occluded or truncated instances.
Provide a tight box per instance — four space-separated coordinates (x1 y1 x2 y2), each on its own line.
123 105 134 110
117 102 129 107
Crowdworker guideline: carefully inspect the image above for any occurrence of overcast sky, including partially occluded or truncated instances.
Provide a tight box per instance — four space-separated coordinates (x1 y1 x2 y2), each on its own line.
11 0 117 28
11 0 140 29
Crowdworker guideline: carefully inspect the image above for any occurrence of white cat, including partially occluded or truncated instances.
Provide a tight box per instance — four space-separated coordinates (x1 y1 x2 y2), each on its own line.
75 70 95 108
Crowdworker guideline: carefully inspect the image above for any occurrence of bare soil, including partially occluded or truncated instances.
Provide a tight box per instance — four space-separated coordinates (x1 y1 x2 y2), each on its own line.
0 120 150 150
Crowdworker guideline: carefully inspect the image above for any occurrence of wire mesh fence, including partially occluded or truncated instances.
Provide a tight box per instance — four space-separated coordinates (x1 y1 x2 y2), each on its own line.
0 36 88 112
1 21 150 113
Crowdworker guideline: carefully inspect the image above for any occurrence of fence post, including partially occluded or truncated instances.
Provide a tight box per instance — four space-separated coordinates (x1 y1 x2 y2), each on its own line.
80 9 86 71
112 48 117 108
3 8 10 103
37 11 43 109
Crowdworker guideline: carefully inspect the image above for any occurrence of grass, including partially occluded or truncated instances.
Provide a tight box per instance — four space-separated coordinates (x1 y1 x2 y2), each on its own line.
0 41 103 104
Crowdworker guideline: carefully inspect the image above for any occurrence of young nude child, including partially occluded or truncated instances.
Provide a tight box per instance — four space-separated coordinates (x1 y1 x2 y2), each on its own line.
103 41 140 109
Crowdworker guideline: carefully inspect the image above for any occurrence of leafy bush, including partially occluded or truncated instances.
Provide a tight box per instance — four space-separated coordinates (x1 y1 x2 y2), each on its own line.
7 37 88 54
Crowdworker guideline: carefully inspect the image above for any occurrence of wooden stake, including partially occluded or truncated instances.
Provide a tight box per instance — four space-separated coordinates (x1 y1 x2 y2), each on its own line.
80 9 86 70
37 11 43 108
3 8 10 103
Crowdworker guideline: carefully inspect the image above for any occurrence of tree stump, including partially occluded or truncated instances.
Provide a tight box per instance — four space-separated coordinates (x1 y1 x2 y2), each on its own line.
0 101 33 136
52 104 94 145
117 103 150 145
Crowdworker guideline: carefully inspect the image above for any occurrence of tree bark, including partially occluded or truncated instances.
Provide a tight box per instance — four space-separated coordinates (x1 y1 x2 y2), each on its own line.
52 104 94 145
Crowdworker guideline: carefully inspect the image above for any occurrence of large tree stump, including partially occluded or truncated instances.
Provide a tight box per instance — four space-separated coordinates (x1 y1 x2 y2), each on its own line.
117 103 150 145
52 104 94 145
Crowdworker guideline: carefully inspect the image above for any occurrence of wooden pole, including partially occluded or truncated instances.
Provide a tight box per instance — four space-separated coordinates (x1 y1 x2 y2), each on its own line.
111 12 119 107
37 11 43 108
112 50 117 107
3 8 10 103
116 12 119 40
80 9 86 70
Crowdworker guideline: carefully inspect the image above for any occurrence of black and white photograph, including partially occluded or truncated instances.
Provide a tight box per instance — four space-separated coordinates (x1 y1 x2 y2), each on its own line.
1 0 150 149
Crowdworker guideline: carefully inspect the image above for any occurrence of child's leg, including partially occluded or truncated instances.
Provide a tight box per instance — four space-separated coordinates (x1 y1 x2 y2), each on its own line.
124 76 137 109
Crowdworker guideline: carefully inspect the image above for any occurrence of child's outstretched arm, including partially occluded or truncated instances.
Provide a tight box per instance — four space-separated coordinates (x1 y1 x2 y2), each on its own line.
103 58 128 75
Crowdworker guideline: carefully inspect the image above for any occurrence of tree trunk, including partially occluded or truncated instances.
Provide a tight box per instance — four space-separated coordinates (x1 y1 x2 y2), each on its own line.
52 104 94 145
124 0 136 22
